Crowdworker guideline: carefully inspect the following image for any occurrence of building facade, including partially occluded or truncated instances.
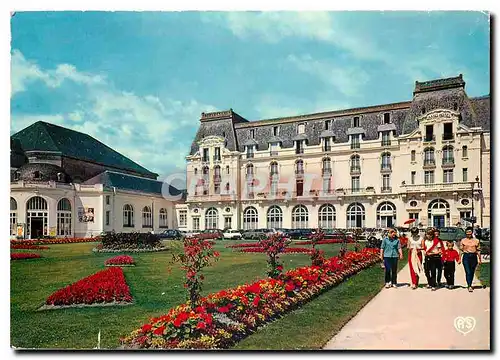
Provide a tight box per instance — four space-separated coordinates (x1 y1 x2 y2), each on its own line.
179 75 490 231
10 122 181 239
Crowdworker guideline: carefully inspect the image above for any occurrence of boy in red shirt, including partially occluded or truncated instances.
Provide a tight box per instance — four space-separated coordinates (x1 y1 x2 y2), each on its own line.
442 241 461 289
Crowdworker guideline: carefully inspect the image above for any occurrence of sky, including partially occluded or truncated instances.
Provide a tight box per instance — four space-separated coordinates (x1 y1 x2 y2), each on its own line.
10 11 490 183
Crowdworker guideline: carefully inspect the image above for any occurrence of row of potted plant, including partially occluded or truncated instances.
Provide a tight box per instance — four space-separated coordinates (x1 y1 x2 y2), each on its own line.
104 255 135 266
11 252 41 260
120 248 380 349
10 237 97 245
11 244 50 250
45 267 133 307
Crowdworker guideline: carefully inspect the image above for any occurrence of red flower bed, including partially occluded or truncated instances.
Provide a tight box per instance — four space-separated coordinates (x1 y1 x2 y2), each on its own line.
225 243 261 248
237 247 312 254
11 244 49 250
120 248 380 349
11 252 41 260
295 239 354 245
45 267 132 306
11 237 97 246
105 255 135 266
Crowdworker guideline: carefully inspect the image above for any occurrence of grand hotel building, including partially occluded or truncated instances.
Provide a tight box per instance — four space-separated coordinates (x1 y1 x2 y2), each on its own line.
176 75 490 231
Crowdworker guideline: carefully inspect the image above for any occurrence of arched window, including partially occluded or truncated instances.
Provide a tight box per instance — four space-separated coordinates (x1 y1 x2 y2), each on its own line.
318 204 336 229
142 206 152 227
350 155 361 171
270 161 279 176
381 152 391 170
57 198 72 236
159 208 168 228
424 147 435 165
346 202 365 228
26 196 48 238
10 197 17 236
243 206 259 230
194 168 198 175
267 205 283 229
322 157 331 174
376 201 396 228
295 159 304 174
270 161 279 195
428 199 450 228
292 205 309 229
205 208 219 229
462 145 468 158
442 145 454 164
123 204 134 227
246 163 254 177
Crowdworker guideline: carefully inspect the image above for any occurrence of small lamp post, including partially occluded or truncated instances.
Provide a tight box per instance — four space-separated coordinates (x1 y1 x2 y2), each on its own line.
471 176 480 227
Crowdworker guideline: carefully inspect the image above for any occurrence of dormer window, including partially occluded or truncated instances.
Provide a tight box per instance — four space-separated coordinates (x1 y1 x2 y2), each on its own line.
353 116 360 128
202 148 209 162
298 123 305 134
57 172 64 182
453 102 458 111
421 107 426 115
34 171 40 179
351 134 360 150
273 126 279 136
214 147 221 161
325 120 330 130
250 129 255 138
383 113 391 124
246 146 254 159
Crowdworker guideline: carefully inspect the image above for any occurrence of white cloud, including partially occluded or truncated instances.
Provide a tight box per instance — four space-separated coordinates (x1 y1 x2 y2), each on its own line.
11 50 217 177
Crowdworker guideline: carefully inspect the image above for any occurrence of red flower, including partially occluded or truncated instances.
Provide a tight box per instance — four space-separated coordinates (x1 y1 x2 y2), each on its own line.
253 296 261 307
141 324 153 333
153 325 165 335
285 283 295 292
217 306 229 313
196 321 206 330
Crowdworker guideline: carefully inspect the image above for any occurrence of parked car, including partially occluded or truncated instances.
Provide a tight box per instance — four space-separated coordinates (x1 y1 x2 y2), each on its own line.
198 229 224 240
437 227 466 243
242 228 269 240
288 228 315 240
182 230 200 238
158 229 184 240
321 229 347 241
223 229 242 240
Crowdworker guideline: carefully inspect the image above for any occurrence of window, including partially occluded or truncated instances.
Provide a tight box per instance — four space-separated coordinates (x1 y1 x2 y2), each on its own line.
350 155 361 172
382 174 391 192
427 199 450 227
422 107 426 114
226 166 230 175
214 183 221 194
424 147 435 165
270 142 279 156
322 157 331 176
381 153 391 170
462 146 468 158
270 162 278 175
246 164 254 177
376 201 396 228
10 197 17 236
273 126 279 136
383 113 391 124
246 146 254 159
442 146 454 165
291 205 309 229
243 207 259 230
443 123 453 140
224 217 232 230
123 204 134 227
105 211 110 226
351 134 360 149
381 131 391 146
26 196 48 237
296 180 304 197
463 168 468 182
322 177 331 195
425 125 434 142
353 116 360 127
409 212 419 224
443 169 454 183
205 208 219 229
318 204 336 229
203 148 209 162
324 137 331 152
409 200 418 207
267 206 283 229
57 198 72 236
460 211 472 226
424 170 435 184
159 208 168 228
214 166 221 194
225 182 230 193
106 195 110 205
270 162 279 195
179 210 187 227
453 102 458 111
250 129 255 138
193 217 200 231
295 140 304 154
346 202 365 228
214 147 221 161
295 160 304 175
194 168 198 175
325 120 330 130
411 150 416 162
298 123 305 134
411 171 416 185
351 176 360 192
142 206 152 228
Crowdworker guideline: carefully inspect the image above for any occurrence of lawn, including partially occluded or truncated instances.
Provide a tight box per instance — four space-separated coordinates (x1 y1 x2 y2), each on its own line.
11 240 378 349
477 262 490 287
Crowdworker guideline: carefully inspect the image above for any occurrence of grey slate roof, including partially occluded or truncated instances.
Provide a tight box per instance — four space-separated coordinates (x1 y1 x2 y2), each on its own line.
241 139 259 147
319 130 336 138
346 127 366 136
189 75 490 155
291 133 309 141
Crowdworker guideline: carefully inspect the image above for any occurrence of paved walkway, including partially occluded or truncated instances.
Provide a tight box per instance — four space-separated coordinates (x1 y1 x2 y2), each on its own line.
324 259 490 350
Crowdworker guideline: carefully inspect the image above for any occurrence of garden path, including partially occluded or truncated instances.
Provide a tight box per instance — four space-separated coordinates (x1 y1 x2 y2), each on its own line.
323 260 490 350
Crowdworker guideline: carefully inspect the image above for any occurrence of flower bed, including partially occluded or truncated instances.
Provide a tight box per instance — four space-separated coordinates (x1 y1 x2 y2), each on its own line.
42 267 132 309
11 238 97 245
225 243 261 249
11 252 41 260
94 232 168 253
105 255 135 267
236 247 313 254
120 248 380 349
11 244 50 250
294 239 354 245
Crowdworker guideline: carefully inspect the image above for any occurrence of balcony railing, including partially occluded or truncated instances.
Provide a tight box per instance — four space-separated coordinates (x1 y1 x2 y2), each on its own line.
442 158 455 167
202 157 209 163
381 140 391 147
403 182 474 193
350 165 361 174
213 175 221 182
381 186 392 193
213 156 221 162
423 135 436 143
336 187 376 196
381 163 392 172
423 159 436 168
322 168 332 176
246 152 254 159
351 142 360 150
323 145 332 152
270 151 279 156
443 133 454 141
295 169 304 177
295 148 304 155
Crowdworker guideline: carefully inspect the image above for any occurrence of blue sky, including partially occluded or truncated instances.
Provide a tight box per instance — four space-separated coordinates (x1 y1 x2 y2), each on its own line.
11 11 490 180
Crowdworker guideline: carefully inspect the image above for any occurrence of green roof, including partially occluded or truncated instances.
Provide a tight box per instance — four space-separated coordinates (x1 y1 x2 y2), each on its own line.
11 121 157 177
84 171 183 198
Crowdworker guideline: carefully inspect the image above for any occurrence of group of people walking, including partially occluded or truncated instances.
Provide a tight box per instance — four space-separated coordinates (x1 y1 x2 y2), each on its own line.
380 226 482 291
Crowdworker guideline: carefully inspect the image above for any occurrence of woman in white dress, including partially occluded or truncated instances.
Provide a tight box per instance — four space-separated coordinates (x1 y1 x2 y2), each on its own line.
408 227 424 289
